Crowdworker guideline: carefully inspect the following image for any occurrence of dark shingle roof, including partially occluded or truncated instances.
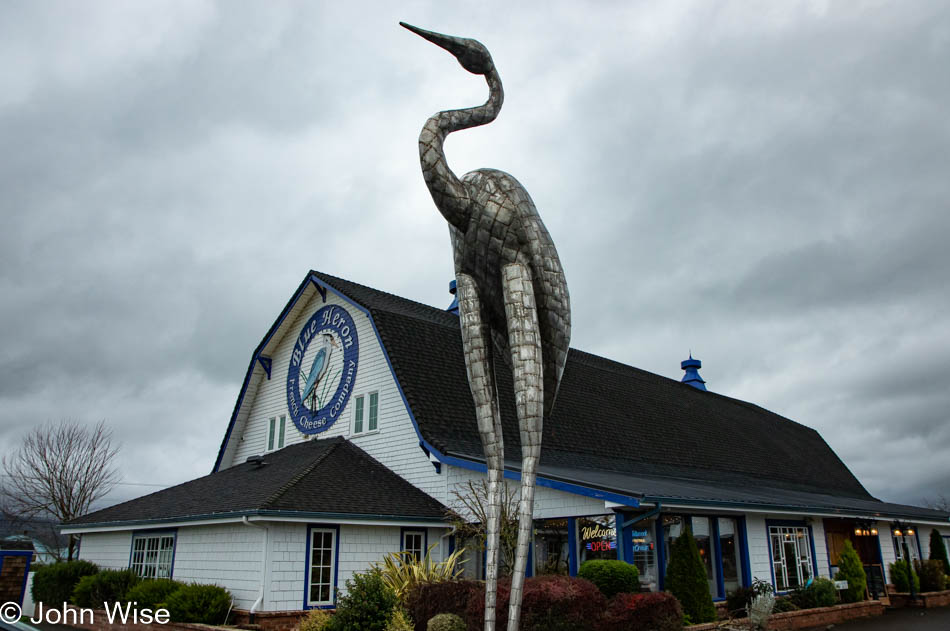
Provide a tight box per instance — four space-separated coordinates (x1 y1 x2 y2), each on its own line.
311 271 948 521
68 438 445 527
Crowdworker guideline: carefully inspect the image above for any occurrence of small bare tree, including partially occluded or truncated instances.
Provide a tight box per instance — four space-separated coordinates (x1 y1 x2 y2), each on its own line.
1 420 120 560
446 478 520 576
923 495 950 512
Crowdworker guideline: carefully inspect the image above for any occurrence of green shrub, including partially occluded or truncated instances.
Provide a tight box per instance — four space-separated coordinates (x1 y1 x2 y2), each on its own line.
889 561 920 593
72 569 140 608
916 560 947 592
385 608 413 631
664 528 716 623
405 580 479 631
772 597 800 613
725 586 756 618
164 583 232 624
834 540 867 603
327 568 398 631
426 613 465 631
125 579 184 610
929 529 950 576
31 560 99 605
466 575 606 631
598 592 683 631
577 559 639 598
299 608 334 631
789 577 837 609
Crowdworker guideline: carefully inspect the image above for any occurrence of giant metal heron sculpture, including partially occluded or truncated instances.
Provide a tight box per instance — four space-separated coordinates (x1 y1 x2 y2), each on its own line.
401 22 571 631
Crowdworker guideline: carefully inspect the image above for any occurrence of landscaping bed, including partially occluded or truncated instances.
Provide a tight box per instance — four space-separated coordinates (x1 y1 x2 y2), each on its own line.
685 600 885 630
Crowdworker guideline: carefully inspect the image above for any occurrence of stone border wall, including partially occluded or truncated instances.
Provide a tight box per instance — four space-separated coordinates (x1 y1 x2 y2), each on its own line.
42 606 222 631
889 589 950 609
687 600 885 631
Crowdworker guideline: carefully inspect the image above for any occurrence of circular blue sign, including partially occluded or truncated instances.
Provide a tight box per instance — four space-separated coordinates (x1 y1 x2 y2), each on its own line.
286 305 359 434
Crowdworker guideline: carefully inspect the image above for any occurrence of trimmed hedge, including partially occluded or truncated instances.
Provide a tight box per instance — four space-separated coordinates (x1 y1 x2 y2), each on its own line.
406 580 479 631
31 560 99 606
427 613 465 631
327 568 398 631
916 559 948 592
789 577 837 609
929 529 949 576
72 569 140 608
466 575 606 631
664 528 716 623
889 561 920 593
164 583 232 624
125 578 185 610
577 559 639 598
598 592 682 631
835 540 867 603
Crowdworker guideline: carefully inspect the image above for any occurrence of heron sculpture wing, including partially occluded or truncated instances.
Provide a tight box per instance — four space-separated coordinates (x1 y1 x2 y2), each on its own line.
302 347 328 400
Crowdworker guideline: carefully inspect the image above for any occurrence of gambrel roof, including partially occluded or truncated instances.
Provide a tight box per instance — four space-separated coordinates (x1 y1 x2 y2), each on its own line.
227 271 945 522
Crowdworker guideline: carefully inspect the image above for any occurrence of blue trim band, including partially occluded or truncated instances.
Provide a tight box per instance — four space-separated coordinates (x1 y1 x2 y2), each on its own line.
737 516 752 588
568 517 578 576
712 517 725 598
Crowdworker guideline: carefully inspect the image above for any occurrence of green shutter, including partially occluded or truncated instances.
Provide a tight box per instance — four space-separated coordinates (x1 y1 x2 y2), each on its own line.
268 417 275 451
278 415 286 448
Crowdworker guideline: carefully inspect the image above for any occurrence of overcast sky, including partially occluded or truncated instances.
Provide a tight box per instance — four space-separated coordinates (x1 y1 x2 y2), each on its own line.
1 1 948 511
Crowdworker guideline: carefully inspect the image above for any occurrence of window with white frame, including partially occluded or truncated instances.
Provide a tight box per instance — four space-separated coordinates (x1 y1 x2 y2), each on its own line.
308 528 336 607
769 525 813 591
403 530 424 561
267 415 286 451
130 532 175 578
893 532 920 562
352 393 379 434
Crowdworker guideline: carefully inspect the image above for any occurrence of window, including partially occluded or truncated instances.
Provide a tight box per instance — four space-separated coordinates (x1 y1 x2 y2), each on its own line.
403 530 425 562
268 415 286 451
307 527 337 607
456 535 484 580
352 393 379 435
630 526 656 586
662 515 746 599
534 518 570 576
578 515 617 563
368 392 379 431
769 525 813 591
130 532 175 578
893 529 920 562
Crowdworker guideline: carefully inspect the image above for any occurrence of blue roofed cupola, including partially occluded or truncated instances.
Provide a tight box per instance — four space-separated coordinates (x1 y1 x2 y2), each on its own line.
681 354 707 391
447 279 459 315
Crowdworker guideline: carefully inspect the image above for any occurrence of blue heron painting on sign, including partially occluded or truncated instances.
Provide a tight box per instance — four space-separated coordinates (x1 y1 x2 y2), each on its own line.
302 333 339 408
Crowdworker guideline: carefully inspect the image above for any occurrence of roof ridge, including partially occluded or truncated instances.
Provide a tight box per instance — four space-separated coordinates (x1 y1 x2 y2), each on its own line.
261 438 342 509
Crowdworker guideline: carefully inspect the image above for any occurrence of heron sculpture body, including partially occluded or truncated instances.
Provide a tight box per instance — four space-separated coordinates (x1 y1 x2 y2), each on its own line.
401 22 571 631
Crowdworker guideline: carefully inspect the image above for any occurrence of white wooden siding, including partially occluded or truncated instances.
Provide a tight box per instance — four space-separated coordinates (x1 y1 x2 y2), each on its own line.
172 523 263 610
226 290 444 500
77 531 131 570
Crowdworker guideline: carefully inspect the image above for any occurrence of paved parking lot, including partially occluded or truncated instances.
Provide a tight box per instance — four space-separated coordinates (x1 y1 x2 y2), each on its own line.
805 606 950 630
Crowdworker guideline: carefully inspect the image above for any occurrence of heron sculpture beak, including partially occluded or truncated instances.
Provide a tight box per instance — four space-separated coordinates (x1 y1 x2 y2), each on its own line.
400 22 493 75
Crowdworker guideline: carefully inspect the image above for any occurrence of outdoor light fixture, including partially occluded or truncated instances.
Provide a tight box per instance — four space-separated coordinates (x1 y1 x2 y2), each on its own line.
853 519 877 537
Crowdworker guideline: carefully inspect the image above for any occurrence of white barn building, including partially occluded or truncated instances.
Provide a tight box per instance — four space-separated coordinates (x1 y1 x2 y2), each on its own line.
64 270 950 618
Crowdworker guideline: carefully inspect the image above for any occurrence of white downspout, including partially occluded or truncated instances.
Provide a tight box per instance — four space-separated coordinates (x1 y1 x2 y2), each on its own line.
242 516 269 616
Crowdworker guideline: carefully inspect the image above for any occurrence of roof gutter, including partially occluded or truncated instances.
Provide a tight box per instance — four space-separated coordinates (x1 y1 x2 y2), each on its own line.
242 516 269 617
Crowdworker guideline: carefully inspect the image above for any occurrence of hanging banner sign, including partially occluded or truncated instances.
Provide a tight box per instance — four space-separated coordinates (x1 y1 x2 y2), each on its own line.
286 305 359 434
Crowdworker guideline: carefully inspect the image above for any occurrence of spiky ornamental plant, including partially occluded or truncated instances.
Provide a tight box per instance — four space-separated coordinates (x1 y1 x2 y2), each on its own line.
834 540 867 603
664 528 717 623
378 544 465 603
929 529 949 575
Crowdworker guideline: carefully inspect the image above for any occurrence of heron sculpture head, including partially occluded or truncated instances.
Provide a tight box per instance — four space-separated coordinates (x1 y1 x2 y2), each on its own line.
400 22 494 76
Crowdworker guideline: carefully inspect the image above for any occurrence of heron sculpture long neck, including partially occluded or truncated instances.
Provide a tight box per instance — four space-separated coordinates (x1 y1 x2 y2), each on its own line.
418 70 504 232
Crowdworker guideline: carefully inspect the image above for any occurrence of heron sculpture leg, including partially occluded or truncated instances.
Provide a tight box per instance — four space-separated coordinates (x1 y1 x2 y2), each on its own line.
502 262 543 631
456 272 505 631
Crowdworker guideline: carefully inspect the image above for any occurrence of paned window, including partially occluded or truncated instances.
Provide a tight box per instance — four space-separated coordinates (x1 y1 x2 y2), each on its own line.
353 396 365 434
308 528 337 607
368 392 379 431
403 530 424 562
719 518 742 594
893 531 920 562
769 525 813 591
130 533 175 578
268 415 286 451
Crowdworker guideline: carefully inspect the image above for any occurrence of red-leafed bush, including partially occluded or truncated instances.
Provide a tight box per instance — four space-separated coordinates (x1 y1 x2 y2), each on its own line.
598 592 683 631
405 580 481 631
467 575 606 631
